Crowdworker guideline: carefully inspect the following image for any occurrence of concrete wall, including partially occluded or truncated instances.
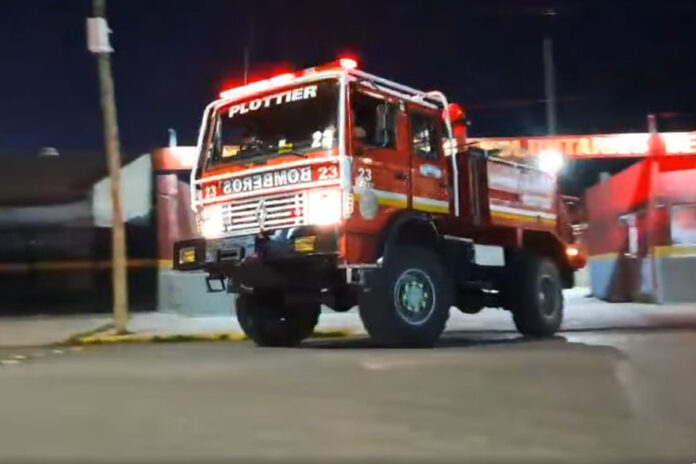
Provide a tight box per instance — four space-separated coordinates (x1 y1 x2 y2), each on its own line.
92 154 153 227
158 269 231 316
655 252 696 303
589 255 655 302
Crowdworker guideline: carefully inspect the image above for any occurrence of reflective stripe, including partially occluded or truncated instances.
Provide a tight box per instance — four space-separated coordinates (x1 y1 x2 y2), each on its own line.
354 189 408 208
353 191 450 213
490 204 557 221
373 189 407 203
491 211 557 226
413 196 449 214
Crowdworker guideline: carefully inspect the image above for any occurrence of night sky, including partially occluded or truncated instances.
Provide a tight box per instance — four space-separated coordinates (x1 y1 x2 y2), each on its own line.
1 0 696 155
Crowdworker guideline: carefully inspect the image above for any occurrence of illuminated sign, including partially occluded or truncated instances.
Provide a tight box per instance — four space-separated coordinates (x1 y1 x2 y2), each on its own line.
470 132 696 159
227 85 318 118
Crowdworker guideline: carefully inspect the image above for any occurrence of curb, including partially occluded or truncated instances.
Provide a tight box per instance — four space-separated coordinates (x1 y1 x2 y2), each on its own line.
63 322 115 345
71 329 357 346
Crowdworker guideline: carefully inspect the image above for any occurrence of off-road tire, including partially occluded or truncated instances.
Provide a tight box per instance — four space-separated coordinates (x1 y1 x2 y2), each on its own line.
236 293 320 347
358 246 453 347
507 255 564 337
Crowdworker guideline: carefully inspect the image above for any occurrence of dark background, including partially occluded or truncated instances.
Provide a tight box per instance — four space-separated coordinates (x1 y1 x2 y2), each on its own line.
1 0 695 154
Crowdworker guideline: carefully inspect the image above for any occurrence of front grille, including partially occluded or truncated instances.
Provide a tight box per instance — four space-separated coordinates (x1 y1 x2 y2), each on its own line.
221 192 307 236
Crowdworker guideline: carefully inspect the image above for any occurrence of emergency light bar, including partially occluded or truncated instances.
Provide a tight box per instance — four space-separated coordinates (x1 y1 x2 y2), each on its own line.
219 72 296 100
218 57 359 100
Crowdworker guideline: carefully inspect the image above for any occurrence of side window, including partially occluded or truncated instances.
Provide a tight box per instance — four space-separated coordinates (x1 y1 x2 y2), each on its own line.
352 91 397 149
410 112 442 161
671 204 696 246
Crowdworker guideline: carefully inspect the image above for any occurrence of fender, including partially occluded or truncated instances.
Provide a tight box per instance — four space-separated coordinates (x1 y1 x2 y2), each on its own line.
375 210 440 261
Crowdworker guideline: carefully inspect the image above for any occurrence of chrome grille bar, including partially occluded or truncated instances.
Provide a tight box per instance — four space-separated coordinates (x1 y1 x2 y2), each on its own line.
220 192 307 236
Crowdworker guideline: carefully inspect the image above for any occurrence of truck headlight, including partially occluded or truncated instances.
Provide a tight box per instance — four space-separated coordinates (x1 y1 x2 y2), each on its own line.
306 189 342 226
200 203 224 238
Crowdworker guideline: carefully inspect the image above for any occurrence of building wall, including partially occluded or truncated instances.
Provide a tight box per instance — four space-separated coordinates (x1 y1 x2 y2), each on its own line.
92 154 153 227
0 154 158 314
586 155 696 303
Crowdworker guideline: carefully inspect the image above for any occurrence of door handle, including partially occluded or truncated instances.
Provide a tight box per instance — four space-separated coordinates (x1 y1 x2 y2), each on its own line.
395 172 408 181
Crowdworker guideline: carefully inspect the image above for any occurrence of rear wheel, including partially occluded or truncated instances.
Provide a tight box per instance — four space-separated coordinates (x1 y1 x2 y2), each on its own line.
506 255 564 337
358 246 452 347
236 292 320 347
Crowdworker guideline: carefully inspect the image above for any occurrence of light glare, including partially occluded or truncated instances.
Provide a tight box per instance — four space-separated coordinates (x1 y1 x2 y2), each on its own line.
537 149 565 175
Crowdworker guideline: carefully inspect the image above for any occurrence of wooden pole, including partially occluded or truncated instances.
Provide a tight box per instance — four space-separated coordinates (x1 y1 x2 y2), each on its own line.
92 0 129 333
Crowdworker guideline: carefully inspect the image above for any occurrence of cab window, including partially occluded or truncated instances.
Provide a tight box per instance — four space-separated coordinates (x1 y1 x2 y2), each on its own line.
351 91 397 149
410 112 442 161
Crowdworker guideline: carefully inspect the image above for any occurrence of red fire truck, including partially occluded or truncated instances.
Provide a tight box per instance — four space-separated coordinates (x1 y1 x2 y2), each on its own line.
174 58 586 347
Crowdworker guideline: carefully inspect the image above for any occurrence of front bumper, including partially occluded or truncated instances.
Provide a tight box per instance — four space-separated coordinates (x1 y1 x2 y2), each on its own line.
173 227 340 289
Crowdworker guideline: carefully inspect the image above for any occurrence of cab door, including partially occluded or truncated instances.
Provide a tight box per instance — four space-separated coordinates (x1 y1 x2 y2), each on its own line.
349 88 410 223
408 107 451 215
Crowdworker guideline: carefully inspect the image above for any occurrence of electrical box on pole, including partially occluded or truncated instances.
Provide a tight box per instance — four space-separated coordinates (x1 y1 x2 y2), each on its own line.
86 17 113 54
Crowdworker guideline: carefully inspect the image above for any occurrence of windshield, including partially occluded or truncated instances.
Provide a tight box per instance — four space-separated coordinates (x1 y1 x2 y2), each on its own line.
206 79 339 167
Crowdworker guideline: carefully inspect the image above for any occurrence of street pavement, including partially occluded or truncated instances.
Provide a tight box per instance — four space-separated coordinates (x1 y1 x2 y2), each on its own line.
1 293 695 462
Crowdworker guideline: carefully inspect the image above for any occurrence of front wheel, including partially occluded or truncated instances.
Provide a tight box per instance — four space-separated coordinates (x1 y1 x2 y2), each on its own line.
236 293 320 347
506 255 564 337
358 246 453 347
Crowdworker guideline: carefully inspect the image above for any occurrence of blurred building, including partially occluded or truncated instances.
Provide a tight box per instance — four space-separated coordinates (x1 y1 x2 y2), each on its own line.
585 155 696 303
0 150 157 314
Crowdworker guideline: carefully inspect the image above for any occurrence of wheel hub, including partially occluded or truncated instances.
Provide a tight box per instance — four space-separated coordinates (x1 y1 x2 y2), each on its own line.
394 269 436 325
539 276 558 316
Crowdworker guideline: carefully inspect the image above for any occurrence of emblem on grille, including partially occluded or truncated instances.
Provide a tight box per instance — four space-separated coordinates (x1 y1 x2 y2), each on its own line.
255 198 268 230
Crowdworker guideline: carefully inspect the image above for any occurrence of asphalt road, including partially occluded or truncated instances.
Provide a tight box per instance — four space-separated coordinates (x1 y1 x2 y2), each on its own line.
1 323 695 462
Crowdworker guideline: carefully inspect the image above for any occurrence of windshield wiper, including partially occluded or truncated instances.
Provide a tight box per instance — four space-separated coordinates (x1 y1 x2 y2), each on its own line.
279 150 308 159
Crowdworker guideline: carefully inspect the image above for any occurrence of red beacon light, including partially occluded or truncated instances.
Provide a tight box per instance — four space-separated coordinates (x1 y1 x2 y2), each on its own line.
339 57 358 70
445 103 466 123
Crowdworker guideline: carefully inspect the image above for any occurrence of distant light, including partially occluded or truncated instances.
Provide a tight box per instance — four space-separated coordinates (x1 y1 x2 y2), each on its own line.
339 57 358 70
537 149 564 175
38 147 59 157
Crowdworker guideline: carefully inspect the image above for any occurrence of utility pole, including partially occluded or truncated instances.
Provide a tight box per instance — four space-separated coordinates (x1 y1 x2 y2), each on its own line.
88 0 129 333
543 37 558 135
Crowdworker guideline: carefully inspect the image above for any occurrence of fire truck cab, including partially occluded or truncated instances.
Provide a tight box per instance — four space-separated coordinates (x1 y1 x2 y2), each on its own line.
174 58 585 347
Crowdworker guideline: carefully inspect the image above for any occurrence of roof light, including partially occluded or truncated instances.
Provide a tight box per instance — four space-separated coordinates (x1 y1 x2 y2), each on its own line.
445 103 466 123
339 57 358 70
269 72 296 84
220 80 269 100
219 72 297 100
